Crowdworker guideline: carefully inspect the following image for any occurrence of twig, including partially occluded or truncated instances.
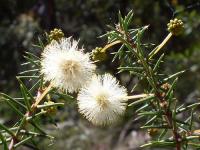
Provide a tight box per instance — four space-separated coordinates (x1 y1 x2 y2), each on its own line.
8 84 53 150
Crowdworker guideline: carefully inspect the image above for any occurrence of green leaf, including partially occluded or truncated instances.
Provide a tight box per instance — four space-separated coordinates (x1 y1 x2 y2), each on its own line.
29 79 41 92
141 124 171 129
128 95 155 106
25 51 40 60
141 141 175 148
19 130 54 139
37 36 45 49
54 92 74 101
15 116 26 135
153 53 165 71
112 44 125 62
23 55 40 67
0 93 26 109
27 111 47 121
144 115 157 125
165 77 178 98
118 11 124 30
14 136 33 148
30 121 46 135
176 102 200 114
0 132 9 150
17 78 34 107
16 75 39 79
0 123 15 137
0 94 24 117
118 66 143 71
135 103 149 113
138 111 160 116
37 103 64 109
189 108 195 130
163 70 185 82
20 85 31 111
19 69 39 75
158 129 168 140
21 60 40 66
125 10 134 27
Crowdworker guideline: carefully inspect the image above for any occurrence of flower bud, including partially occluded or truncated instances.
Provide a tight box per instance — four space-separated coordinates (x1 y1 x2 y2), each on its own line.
91 47 107 62
43 101 57 116
49 28 64 41
167 18 184 35
147 128 159 137
161 83 171 91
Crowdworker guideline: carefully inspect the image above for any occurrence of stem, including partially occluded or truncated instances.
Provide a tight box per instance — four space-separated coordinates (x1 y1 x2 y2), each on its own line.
101 40 121 52
31 84 53 110
156 93 181 150
124 29 180 149
8 84 53 150
149 32 173 59
125 94 154 100
167 113 181 150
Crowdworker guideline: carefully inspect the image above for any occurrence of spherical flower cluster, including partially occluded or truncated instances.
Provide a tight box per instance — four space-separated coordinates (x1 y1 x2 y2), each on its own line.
41 35 128 126
91 47 107 62
77 74 128 126
167 18 184 35
41 37 96 93
48 28 64 41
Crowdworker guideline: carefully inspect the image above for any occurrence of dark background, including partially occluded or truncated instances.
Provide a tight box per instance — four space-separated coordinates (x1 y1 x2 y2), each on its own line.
0 0 200 149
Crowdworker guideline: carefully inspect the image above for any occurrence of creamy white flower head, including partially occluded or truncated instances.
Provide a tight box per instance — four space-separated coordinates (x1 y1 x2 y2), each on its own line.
77 74 128 126
41 37 96 93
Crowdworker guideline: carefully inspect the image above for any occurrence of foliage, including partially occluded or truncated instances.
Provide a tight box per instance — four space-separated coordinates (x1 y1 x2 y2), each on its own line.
0 1 200 150
0 10 200 150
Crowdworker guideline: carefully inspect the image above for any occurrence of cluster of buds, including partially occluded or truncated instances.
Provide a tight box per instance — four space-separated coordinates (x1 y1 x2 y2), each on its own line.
43 101 57 116
167 18 184 35
91 47 107 62
161 83 171 91
49 28 64 41
147 128 159 137
159 83 172 108
160 82 171 98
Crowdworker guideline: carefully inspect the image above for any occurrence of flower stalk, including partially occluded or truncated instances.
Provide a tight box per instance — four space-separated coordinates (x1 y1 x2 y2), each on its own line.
148 32 173 59
125 93 154 100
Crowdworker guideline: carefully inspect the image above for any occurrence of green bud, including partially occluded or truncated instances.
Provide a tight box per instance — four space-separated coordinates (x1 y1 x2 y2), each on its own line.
147 128 159 137
49 28 64 41
43 101 57 116
167 18 184 36
91 47 107 62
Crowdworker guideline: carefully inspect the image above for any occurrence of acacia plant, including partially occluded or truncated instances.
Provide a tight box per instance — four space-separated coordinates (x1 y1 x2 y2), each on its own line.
0 11 200 150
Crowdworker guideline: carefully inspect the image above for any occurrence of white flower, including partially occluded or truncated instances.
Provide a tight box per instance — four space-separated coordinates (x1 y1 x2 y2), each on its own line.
41 37 96 93
77 74 128 125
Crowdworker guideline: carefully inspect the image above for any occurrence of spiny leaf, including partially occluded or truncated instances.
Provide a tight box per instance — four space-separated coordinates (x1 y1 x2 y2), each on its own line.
158 129 168 140
25 51 40 60
14 136 33 148
165 77 178 98
16 75 39 79
0 93 26 109
37 103 64 109
128 95 155 106
20 85 31 111
153 53 165 71
141 141 175 148
17 78 34 101
19 69 39 75
23 56 40 67
0 123 15 137
0 132 9 150
125 10 134 27
163 70 185 82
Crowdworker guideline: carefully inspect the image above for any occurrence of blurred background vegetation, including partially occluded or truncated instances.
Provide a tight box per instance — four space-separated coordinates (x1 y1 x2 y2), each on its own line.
0 0 200 149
